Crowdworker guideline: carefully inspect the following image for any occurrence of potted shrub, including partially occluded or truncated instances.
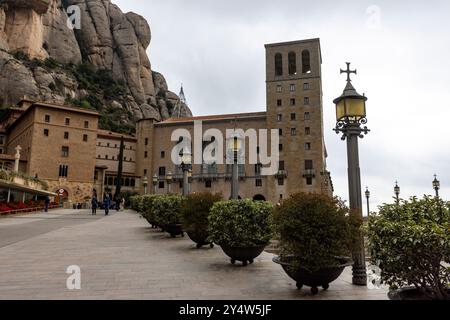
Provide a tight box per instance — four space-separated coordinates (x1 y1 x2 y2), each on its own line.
142 195 159 228
153 195 186 238
368 196 449 300
273 193 356 295
181 192 222 248
208 199 273 266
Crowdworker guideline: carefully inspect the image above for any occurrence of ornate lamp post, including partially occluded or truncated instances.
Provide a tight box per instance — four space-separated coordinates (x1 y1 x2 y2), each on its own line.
166 171 173 194
152 174 158 194
142 176 148 195
333 62 369 286
433 174 440 198
365 187 371 216
227 135 243 200
394 181 400 204
181 152 192 196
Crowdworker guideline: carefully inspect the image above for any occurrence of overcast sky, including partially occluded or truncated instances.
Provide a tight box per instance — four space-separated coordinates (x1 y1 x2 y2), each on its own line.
115 0 450 213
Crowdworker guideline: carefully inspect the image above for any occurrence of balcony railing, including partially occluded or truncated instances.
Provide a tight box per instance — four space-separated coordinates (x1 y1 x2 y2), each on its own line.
275 170 288 179
303 169 316 178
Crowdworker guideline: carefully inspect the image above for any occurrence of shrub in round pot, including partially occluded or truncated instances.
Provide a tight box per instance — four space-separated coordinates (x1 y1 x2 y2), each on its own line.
129 195 143 212
141 195 159 228
208 199 273 266
153 195 186 238
273 193 356 295
181 192 222 248
368 196 449 300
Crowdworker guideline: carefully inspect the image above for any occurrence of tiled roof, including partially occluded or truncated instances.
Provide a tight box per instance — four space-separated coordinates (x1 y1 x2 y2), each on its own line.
159 112 267 124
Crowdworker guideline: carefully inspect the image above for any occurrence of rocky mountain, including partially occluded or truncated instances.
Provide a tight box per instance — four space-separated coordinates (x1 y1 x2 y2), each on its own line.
0 0 192 133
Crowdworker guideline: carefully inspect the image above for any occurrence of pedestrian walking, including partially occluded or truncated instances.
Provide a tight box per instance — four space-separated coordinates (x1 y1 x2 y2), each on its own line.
44 195 50 213
103 195 111 216
91 196 98 215
120 197 125 211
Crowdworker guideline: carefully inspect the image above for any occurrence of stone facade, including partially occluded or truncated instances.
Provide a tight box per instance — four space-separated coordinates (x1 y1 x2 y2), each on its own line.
0 38 333 204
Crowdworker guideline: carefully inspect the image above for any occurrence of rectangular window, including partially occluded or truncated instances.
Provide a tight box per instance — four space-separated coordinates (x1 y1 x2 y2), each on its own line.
256 179 263 187
205 180 212 188
45 115 51 123
44 129 49 137
305 160 314 170
65 118 70 125
279 144 283 152
84 121 89 129
289 84 296 92
277 114 282 122
161 151 165 159
277 99 282 107
145 138 149 146
279 129 283 136
278 178 285 186
159 167 166 177
305 143 312 150
304 112 311 120
159 181 165 189
276 85 282 93
304 97 310 105
305 127 311 135
279 161 285 171
83 134 88 142
61 146 69 158
64 132 69 140
291 128 297 136
303 83 310 90
290 98 296 106
306 177 313 185
59 165 68 178
144 151 148 158
144 169 148 176
291 113 296 121
255 163 262 175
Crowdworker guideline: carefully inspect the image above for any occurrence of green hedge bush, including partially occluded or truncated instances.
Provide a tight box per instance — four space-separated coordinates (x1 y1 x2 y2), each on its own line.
181 192 222 240
368 196 450 300
141 195 159 224
274 193 357 272
153 195 185 226
208 199 273 247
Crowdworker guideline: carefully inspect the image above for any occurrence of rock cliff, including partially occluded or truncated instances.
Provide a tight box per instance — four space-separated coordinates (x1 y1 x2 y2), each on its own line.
0 0 192 133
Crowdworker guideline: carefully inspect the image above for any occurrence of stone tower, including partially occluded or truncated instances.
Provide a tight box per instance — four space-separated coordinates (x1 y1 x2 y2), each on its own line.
265 38 332 201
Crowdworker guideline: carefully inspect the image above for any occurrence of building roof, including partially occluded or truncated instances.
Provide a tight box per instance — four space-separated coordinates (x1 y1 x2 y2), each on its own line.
97 130 136 141
157 111 267 125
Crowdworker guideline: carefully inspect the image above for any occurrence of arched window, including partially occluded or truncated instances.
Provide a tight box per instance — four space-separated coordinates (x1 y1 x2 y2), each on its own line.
302 50 311 74
275 53 283 76
288 52 297 75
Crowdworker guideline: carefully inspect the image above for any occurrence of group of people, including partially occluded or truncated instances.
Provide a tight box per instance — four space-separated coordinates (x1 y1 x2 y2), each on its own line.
91 195 125 216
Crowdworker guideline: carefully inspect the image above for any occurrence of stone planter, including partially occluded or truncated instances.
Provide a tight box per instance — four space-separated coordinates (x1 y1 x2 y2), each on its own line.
187 229 214 249
164 224 184 238
388 287 450 300
220 244 268 266
273 256 353 295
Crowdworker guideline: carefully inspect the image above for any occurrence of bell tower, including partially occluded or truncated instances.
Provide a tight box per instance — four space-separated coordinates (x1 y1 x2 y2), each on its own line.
265 38 332 201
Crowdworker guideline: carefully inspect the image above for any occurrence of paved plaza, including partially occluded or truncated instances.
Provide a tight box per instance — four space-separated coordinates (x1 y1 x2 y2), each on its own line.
0 209 388 300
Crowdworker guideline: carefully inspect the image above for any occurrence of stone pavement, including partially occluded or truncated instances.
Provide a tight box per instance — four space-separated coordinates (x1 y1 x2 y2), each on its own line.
0 209 388 300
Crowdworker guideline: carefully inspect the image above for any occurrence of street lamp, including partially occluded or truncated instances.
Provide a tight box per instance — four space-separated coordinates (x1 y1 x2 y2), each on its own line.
166 171 173 194
433 174 440 198
152 174 158 194
142 176 148 195
181 152 192 196
227 135 243 200
394 181 400 204
365 187 371 216
333 62 369 286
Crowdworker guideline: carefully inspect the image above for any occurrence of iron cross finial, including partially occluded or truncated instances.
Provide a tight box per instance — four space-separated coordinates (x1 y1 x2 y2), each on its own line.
340 62 357 82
